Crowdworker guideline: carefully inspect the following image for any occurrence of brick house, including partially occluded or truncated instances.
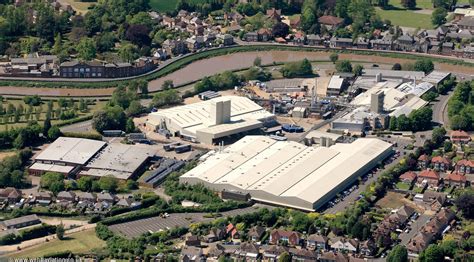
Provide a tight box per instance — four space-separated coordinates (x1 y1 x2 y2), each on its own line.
418 154 430 169
226 223 240 239
60 61 104 78
395 34 415 51
247 226 265 242
56 191 76 202
330 37 353 48
307 34 323 46
257 28 272 42
444 172 467 187
329 237 359 253
399 171 417 185
450 130 471 144
371 38 393 50
417 170 440 188
306 233 328 251
431 156 451 172
318 15 344 30
162 39 188 56
269 229 302 246
0 187 21 203
455 159 474 174
245 32 259 42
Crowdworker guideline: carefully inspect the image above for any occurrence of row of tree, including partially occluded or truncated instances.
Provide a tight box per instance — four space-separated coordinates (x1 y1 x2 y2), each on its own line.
389 107 433 132
447 80 474 131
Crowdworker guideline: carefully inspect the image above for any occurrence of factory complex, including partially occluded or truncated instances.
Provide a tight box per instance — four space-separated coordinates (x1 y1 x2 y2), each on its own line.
180 136 393 211
146 96 275 145
29 137 155 180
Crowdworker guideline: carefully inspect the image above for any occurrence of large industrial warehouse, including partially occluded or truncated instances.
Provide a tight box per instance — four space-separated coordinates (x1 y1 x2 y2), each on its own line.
180 136 393 211
146 96 275 144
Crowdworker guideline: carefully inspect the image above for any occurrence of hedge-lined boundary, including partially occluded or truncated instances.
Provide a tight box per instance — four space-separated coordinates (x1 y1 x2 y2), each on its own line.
0 45 472 89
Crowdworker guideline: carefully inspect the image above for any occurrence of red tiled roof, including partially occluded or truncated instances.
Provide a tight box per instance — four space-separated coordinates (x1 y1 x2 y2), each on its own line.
418 170 439 180
418 154 429 161
400 171 417 181
450 130 470 138
318 15 344 26
431 156 450 165
445 172 467 183
456 159 474 168
257 28 272 35
226 223 234 233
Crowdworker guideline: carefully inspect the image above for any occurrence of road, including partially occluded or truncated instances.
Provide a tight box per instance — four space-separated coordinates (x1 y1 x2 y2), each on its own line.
431 90 453 127
59 119 93 133
399 214 431 245
324 136 413 214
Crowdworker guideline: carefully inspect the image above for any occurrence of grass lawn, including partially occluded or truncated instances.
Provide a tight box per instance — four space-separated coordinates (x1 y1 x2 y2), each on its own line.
387 0 471 9
10 229 105 258
396 181 411 191
0 99 106 131
60 0 94 14
376 8 434 29
150 0 208 12
376 191 407 209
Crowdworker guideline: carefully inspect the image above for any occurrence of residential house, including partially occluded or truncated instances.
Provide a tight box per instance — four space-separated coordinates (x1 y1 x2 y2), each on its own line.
290 248 317 261
415 38 430 53
185 235 201 246
422 191 447 211
320 251 348 262
148 11 162 23
218 34 234 46
35 191 52 205
204 227 226 243
0 214 41 230
97 193 115 204
186 36 205 51
450 130 471 144
417 170 440 188
458 16 474 30
399 171 417 185
153 49 169 60
444 172 467 187
162 16 176 28
233 242 260 261
248 226 265 242
77 192 95 203
162 39 188 56
371 38 393 51
290 16 301 29
441 42 454 56
355 38 370 49
59 61 104 78
395 34 415 52
418 154 430 169
225 12 244 24
293 32 306 45
359 239 376 257
0 187 22 203
245 32 259 42
269 229 302 246
204 33 216 47
329 237 359 253
455 159 474 174
258 28 272 42
56 191 76 202
318 15 344 30
431 156 451 171
307 34 323 46
329 37 353 48
226 223 240 239
266 8 281 21
180 246 204 262
306 234 327 251
407 231 433 254
262 245 289 261
207 244 226 260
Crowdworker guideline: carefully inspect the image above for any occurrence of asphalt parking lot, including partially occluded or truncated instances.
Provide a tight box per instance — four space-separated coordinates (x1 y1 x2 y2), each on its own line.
109 205 265 238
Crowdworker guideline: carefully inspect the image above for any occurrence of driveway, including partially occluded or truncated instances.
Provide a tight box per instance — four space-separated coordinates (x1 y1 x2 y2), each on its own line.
399 213 431 245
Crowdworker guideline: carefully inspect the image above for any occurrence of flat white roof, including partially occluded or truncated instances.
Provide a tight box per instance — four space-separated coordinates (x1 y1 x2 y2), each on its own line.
305 130 342 141
422 71 451 85
363 69 425 80
389 96 428 117
35 137 106 165
29 163 75 174
328 75 344 90
395 82 434 97
180 136 392 210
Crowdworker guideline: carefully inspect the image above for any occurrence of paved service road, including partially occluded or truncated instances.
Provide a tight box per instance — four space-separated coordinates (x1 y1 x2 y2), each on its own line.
399 214 431 245
109 205 267 238
59 119 93 133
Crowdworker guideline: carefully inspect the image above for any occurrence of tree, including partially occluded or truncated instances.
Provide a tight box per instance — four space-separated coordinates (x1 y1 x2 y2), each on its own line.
272 22 290 38
422 91 438 102
118 43 139 62
335 60 352 73
419 244 444 262
280 59 313 78
77 176 94 192
432 127 446 146
125 24 151 47
455 189 474 219
414 59 434 73
389 117 398 130
392 63 402 70
401 0 417 9
330 53 339 64
56 223 65 240
278 252 291 262
162 80 174 90
152 90 182 107
253 57 262 67
47 126 61 140
353 64 364 76
125 118 136 133
387 245 408 262
432 7 447 26
43 117 51 137
40 172 65 195
98 175 118 192
126 100 143 117
76 38 96 61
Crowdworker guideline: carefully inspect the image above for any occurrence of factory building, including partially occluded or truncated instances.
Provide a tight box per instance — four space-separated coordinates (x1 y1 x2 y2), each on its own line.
180 136 393 211
29 137 155 180
146 96 275 145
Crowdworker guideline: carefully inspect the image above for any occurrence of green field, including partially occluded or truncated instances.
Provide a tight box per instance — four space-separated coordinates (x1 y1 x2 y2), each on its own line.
387 0 470 9
10 229 105 258
376 8 434 29
150 0 209 12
